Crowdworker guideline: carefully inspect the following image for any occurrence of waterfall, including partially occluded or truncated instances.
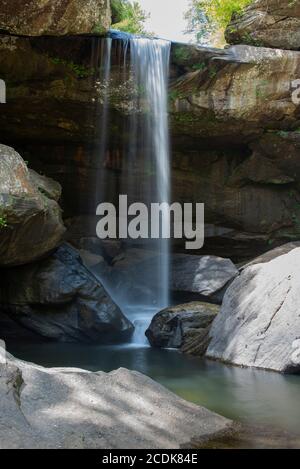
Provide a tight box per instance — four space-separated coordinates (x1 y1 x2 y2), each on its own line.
129 37 171 310
95 37 112 206
94 35 171 345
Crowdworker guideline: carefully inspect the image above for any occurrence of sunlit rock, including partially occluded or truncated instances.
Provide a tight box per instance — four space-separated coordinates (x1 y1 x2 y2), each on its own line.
0 144 65 266
207 247 300 373
0 0 111 36
226 0 300 50
0 343 233 449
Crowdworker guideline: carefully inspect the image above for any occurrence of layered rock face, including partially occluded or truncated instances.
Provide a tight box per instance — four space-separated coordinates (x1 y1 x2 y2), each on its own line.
0 144 65 266
0 243 133 343
0 0 111 36
206 247 300 373
1 36 300 259
226 0 300 50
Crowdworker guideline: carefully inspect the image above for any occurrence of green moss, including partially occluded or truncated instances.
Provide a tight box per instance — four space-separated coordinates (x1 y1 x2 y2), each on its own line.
173 46 192 63
172 111 219 126
208 66 218 78
255 81 268 99
50 57 95 78
173 113 201 124
92 24 106 35
0 214 7 229
192 62 207 71
169 90 185 102
276 130 289 138
240 32 264 47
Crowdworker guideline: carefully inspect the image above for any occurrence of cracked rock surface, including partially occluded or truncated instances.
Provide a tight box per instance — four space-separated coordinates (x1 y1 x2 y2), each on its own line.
0 0 111 36
226 0 300 50
206 247 300 373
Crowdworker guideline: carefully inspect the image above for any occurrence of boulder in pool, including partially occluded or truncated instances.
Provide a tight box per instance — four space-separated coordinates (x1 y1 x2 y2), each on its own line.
146 302 219 356
206 247 300 373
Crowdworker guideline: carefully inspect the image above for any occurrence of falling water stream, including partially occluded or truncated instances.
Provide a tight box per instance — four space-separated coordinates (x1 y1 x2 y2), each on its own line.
126 37 171 343
94 34 172 345
128 37 171 311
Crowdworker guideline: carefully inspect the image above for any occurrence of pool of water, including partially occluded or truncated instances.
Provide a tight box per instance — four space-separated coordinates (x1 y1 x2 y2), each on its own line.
8 341 300 438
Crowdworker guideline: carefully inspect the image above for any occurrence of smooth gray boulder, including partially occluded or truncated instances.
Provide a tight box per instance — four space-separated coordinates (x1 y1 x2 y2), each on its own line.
0 144 66 266
146 302 219 355
0 343 233 449
171 254 238 303
206 247 300 373
105 251 238 305
0 243 133 343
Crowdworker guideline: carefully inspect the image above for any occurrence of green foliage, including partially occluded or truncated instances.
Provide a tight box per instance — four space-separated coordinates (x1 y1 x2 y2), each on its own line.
0 214 7 229
203 0 252 28
209 66 217 78
92 23 107 34
169 90 184 101
192 62 207 71
50 57 94 78
111 0 150 35
173 46 193 63
185 0 252 45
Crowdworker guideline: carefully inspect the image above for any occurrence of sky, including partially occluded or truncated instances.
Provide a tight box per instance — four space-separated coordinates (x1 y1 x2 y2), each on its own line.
137 0 193 43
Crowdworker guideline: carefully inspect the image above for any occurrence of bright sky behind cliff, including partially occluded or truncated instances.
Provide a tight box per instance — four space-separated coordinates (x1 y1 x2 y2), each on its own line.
138 0 193 43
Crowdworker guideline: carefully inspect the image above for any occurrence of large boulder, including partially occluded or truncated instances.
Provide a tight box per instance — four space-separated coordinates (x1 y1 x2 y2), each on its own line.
0 243 133 343
225 0 300 50
206 247 300 373
0 144 66 266
146 302 219 356
0 343 233 449
171 254 238 303
103 251 238 306
0 0 111 36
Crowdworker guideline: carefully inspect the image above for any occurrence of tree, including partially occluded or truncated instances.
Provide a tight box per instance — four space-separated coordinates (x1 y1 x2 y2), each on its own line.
185 0 252 46
111 0 150 35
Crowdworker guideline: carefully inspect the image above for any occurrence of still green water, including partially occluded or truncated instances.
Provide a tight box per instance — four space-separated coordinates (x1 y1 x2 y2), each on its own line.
9 342 300 437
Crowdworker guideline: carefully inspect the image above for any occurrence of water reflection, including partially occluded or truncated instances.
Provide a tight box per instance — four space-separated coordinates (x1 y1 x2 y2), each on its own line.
9 342 300 435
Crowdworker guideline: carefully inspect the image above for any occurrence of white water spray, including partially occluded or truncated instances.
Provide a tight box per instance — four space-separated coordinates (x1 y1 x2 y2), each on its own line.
94 35 171 345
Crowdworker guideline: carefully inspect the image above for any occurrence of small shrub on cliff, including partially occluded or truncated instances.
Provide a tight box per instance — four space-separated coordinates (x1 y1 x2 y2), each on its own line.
50 57 94 78
111 0 150 35
0 215 7 229
185 0 252 46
